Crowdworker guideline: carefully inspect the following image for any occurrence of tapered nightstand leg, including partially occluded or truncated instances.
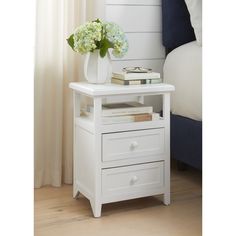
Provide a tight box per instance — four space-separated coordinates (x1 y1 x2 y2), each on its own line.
163 193 170 205
90 199 102 217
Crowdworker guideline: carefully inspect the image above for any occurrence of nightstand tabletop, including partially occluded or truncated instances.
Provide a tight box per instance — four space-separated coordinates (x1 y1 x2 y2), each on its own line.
69 82 175 97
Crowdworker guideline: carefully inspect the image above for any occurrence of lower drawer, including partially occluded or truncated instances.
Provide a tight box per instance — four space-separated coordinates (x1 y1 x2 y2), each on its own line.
102 162 164 203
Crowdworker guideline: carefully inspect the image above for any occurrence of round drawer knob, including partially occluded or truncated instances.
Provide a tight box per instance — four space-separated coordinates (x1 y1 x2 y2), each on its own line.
130 175 138 185
130 141 138 150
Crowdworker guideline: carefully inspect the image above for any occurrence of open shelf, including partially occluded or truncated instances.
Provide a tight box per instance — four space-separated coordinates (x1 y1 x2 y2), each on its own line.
75 115 165 134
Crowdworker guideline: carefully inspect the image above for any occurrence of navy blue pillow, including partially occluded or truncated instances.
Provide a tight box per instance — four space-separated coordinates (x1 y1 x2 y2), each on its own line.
162 0 196 53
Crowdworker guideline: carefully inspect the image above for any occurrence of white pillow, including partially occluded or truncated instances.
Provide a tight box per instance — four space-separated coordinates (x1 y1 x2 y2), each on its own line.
184 0 202 45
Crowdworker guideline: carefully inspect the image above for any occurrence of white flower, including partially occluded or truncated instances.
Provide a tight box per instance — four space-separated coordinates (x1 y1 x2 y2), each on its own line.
68 19 128 58
73 21 102 54
103 22 129 57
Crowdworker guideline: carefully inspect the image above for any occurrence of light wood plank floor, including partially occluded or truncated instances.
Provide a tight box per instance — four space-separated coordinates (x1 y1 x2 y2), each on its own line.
35 167 202 236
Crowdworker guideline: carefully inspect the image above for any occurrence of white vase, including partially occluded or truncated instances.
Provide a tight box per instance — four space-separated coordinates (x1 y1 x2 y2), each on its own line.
84 50 112 84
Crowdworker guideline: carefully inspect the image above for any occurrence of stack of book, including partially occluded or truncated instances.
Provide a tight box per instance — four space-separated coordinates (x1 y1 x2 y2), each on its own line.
111 71 162 85
83 102 160 125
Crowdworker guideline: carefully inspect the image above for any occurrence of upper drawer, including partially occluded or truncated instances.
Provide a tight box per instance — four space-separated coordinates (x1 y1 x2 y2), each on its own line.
106 0 161 5
106 5 162 32
102 129 165 163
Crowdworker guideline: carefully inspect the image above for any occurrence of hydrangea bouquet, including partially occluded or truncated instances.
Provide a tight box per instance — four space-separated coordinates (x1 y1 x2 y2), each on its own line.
67 19 128 58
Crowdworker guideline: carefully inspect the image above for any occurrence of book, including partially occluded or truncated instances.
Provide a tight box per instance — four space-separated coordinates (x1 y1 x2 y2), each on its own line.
81 110 161 124
87 102 153 117
145 79 162 84
102 113 152 124
112 78 145 85
112 71 161 80
111 77 162 85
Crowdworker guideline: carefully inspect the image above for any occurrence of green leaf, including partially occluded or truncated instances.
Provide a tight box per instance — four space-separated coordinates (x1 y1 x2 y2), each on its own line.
94 18 101 23
67 34 75 51
100 47 108 58
100 38 113 58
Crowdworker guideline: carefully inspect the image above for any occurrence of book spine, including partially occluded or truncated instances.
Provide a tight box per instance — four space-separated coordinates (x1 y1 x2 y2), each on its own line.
111 78 143 85
133 114 152 122
112 78 162 85
112 72 161 80
144 78 162 84
102 107 153 116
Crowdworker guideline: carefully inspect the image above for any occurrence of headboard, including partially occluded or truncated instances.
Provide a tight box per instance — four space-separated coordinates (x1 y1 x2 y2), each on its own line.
162 0 196 54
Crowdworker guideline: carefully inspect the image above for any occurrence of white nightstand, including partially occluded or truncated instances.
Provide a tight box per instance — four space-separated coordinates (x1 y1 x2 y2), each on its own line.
69 82 175 217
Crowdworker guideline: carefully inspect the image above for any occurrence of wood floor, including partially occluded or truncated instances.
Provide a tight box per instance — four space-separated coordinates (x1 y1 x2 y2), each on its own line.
35 166 202 236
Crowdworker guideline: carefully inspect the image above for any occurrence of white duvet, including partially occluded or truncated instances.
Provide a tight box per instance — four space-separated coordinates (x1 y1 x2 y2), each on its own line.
164 41 202 121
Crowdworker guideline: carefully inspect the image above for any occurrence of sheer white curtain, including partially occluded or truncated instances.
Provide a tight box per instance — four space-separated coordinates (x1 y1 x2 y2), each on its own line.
34 0 86 188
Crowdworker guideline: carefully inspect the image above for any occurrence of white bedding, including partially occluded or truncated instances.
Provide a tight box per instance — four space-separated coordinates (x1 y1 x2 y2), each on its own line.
164 41 202 121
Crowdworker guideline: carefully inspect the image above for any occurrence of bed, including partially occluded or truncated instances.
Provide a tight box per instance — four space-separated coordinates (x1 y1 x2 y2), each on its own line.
162 0 202 170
